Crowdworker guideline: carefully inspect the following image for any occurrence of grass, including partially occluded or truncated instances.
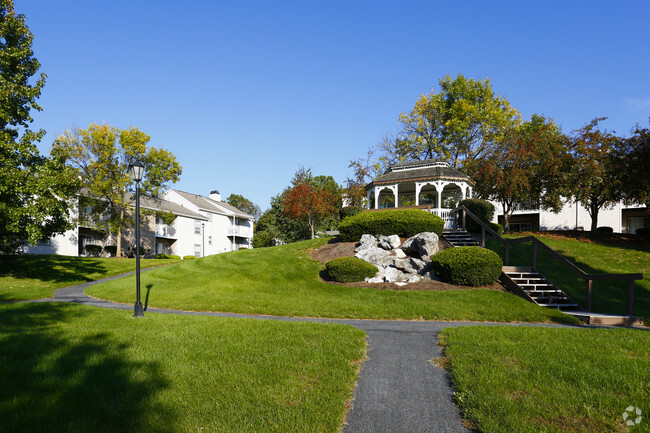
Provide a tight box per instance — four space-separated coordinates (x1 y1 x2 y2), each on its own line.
486 233 650 323
438 326 650 433
0 302 366 433
86 238 578 324
0 254 181 301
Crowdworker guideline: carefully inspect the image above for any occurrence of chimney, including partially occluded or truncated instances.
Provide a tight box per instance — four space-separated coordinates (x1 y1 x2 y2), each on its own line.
209 190 221 202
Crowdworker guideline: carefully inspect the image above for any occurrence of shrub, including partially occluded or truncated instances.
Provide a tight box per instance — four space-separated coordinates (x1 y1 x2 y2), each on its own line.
253 230 276 248
338 209 444 242
84 244 103 256
489 222 504 236
168 255 181 260
459 199 495 233
431 247 502 287
325 257 378 283
339 206 363 220
103 245 117 256
596 226 614 233
183 255 196 260
636 227 650 235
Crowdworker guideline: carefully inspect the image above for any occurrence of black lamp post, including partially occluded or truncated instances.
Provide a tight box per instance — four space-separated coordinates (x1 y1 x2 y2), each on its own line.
128 161 145 317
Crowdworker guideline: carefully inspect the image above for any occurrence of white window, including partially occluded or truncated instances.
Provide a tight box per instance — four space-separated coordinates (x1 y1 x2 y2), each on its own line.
194 244 201 257
194 220 201 234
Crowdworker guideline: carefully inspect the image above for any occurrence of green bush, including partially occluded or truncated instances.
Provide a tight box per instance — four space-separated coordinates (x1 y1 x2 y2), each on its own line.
325 257 378 283
103 245 117 256
156 253 180 259
253 230 275 248
431 246 503 286
168 255 181 260
459 199 495 233
596 226 614 233
489 222 504 236
183 255 196 260
338 209 444 242
84 244 103 256
637 227 650 235
339 206 363 220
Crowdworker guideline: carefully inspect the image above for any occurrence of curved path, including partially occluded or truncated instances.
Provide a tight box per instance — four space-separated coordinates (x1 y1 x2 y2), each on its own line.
42 272 571 433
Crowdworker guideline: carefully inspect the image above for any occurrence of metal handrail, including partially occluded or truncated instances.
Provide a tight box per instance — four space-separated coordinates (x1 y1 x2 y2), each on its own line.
450 205 643 316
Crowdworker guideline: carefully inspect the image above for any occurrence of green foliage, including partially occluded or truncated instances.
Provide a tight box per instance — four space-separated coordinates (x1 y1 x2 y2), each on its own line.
83 244 102 256
377 74 520 171
183 255 196 260
156 253 180 259
339 206 363 220
338 209 444 242
431 246 503 286
325 257 378 283
103 245 117 256
459 199 495 233
616 124 650 207
0 2 80 254
252 230 275 248
596 226 613 233
637 227 650 235
489 222 504 236
51 123 182 255
225 193 261 219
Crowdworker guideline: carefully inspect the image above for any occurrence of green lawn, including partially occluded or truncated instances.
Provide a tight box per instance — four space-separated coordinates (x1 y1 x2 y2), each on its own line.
0 302 366 433
486 233 650 322
0 255 180 301
86 238 577 324
439 326 650 433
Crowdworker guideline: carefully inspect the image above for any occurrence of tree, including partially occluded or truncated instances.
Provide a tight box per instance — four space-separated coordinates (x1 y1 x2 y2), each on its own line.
473 115 570 230
616 123 650 207
568 118 622 232
378 74 520 172
282 168 340 239
225 193 261 219
52 123 182 256
0 0 80 254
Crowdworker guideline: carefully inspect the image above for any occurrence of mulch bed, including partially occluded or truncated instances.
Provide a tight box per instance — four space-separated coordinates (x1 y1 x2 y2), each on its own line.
310 236 504 292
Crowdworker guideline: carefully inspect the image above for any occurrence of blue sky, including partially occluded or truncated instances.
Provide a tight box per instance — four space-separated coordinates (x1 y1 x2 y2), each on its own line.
19 0 650 210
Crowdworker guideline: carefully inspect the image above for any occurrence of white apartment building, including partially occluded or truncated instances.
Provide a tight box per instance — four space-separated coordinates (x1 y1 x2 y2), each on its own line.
22 189 255 257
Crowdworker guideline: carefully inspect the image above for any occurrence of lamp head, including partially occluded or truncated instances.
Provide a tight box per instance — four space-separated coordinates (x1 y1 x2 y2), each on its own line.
128 161 144 182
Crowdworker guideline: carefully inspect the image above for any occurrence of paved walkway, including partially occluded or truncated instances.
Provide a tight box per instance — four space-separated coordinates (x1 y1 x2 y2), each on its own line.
26 272 569 433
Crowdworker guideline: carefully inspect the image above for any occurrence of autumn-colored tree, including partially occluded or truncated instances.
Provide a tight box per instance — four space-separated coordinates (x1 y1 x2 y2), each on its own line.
568 118 623 232
474 115 570 230
0 0 80 254
378 74 520 173
52 123 182 256
283 168 340 239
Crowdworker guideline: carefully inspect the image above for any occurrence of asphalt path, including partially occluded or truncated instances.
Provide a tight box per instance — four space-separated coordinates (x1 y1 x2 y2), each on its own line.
25 272 574 433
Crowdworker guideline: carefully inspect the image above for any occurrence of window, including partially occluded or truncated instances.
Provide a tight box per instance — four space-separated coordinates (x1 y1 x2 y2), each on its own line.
194 220 201 234
37 239 51 246
194 244 201 258
208 236 212 245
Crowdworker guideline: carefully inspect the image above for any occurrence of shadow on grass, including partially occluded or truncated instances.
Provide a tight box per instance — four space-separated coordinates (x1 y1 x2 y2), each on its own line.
487 239 649 319
0 303 177 432
0 254 107 285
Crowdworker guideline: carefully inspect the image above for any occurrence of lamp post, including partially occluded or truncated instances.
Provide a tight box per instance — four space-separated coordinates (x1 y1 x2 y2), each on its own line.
128 161 145 317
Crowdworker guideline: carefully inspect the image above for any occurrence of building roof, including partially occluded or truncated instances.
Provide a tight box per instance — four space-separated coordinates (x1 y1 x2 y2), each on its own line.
170 189 254 219
366 159 475 189
126 193 209 221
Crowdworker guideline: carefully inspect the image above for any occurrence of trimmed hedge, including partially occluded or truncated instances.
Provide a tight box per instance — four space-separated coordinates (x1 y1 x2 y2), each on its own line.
338 209 444 242
637 227 650 235
325 257 378 283
339 206 364 220
431 246 503 287
489 222 504 236
459 199 495 234
596 226 614 233
103 245 117 256
156 253 181 259
84 244 102 256
183 255 197 260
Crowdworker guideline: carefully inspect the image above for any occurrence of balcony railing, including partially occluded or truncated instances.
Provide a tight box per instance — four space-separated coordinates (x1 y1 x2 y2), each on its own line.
155 224 177 239
227 226 252 237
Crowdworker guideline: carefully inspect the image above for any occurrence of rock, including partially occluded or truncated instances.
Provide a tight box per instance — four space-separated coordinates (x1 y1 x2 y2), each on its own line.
355 247 390 266
393 257 418 274
377 234 401 250
394 248 407 258
356 234 378 252
402 232 439 257
366 276 384 283
407 274 422 283
383 266 404 283
394 282 408 287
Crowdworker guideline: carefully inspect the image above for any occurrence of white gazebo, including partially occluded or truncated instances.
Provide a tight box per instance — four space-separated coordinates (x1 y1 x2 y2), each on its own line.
364 159 475 227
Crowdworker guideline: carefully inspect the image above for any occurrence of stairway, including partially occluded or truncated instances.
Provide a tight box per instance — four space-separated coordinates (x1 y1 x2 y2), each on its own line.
442 228 481 247
501 266 582 312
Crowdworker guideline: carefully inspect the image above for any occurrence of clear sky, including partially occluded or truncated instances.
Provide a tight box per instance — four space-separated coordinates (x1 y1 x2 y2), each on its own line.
18 0 650 211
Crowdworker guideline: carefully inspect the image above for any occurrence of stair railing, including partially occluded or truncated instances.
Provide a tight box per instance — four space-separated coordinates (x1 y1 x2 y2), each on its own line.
450 205 643 316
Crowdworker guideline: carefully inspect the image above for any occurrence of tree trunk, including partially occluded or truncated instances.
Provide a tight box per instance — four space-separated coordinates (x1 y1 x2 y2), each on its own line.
116 208 124 257
309 218 315 239
590 202 599 232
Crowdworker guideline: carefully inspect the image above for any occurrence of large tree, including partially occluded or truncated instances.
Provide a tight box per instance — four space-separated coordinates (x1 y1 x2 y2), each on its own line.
568 118 623 232
473 114 570 230
0 0 80 254
378 74 521 172
225 193 261 219
616 123 650 207
52 123 182 256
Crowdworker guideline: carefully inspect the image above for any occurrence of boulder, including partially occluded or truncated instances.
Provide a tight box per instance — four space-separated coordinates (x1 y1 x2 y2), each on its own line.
356 234 378 252
383 266 404 283
402 232 439 257
394 248 407 259
355 247 390 266
377 234 401 250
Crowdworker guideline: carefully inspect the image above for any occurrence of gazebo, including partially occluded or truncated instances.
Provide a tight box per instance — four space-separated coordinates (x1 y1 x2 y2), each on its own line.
364 159 475 227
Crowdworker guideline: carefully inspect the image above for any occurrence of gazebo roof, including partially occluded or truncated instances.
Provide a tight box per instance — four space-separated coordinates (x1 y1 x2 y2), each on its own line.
366 159 475 189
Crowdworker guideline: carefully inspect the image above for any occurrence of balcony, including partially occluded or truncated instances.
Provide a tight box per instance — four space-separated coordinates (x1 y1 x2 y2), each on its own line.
227 226 252 238
155 223 177 239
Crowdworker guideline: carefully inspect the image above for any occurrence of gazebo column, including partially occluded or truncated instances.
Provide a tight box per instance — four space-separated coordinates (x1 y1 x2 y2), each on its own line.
374 187 380 210
393 184 399 208
415 182 423 206
366 190 372 209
